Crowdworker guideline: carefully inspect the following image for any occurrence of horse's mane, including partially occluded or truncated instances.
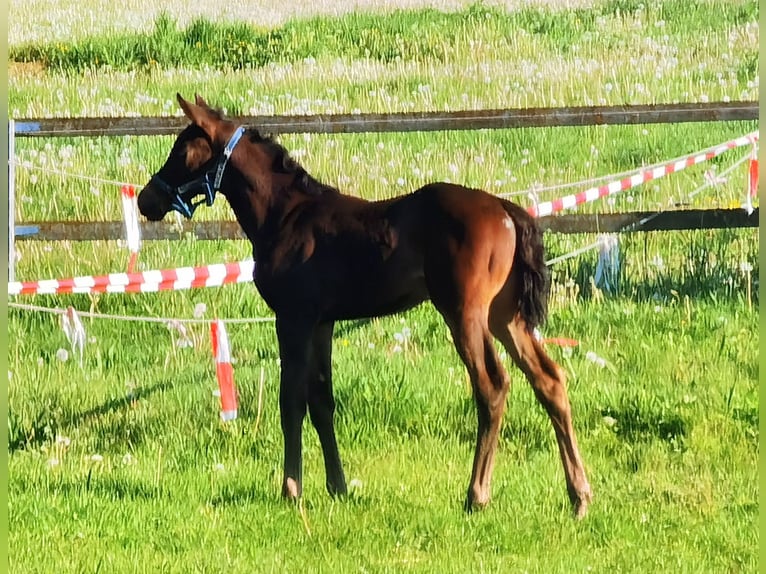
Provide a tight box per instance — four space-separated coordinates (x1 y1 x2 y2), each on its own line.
246 128 339 196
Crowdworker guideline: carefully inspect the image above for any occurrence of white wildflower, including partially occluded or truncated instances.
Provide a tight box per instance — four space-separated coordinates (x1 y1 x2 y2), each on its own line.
585 351 607 368
193 303 207 318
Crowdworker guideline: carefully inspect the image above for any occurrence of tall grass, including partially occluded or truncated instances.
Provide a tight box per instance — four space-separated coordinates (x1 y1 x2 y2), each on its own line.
9 2 759 73
7 292 758 572
8 1 759 119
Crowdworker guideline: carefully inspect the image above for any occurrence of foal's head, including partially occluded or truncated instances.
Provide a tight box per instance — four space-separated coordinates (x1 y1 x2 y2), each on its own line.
137 123 213 220
138 93 337 222
138 94 246 221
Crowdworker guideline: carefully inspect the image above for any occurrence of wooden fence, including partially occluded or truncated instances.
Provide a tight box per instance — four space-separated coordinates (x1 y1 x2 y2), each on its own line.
9 101 760 279
13 101 758 137
13 209 760 241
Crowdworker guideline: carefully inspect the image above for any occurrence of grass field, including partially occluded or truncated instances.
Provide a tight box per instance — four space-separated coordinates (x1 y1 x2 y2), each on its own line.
7 1 759 572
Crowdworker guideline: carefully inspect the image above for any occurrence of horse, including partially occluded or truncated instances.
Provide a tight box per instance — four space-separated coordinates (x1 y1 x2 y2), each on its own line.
137 94 592 517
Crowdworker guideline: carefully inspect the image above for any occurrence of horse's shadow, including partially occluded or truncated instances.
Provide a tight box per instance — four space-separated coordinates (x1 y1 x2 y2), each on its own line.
8 379 174 453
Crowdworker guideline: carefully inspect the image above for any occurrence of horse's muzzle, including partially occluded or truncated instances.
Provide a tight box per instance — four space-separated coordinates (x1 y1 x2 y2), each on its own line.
137 183 171 221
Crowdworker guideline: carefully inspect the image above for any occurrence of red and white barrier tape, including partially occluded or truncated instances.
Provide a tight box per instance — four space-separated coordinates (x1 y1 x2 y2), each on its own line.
211 319 238 422
8 261 254 295
527 131 759 217
9 131 757 296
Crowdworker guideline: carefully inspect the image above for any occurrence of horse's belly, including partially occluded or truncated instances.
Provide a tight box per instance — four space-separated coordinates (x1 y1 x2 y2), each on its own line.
326 272 429 320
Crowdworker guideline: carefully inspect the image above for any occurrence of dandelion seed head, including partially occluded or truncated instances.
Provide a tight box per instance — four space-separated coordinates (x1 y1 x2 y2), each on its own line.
193 303 207 318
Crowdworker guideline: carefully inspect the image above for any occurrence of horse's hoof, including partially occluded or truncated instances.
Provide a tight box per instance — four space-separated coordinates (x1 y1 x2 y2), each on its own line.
282 477 301 500
464 491 490 513
572 489 593 520
327 482 348 497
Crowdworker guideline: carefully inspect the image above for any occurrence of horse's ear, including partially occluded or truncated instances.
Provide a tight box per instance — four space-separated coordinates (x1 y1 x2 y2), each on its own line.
177 93 193 117
194 94 209 108
177 93 219 140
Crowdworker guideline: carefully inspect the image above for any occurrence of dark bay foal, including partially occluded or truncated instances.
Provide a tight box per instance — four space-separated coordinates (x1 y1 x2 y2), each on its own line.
138 94 592 517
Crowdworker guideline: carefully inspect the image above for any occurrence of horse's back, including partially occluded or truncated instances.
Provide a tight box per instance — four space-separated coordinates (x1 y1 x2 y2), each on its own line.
401 182 525 252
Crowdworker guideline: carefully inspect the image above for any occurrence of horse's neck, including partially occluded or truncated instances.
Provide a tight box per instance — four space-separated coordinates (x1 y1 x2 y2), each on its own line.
216 174 264 247
221 173 308 260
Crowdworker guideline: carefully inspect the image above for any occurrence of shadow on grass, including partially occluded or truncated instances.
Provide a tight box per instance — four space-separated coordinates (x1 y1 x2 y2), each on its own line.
597 401 689 475
51 474 171 501
8 379 174 453
208 485 277 507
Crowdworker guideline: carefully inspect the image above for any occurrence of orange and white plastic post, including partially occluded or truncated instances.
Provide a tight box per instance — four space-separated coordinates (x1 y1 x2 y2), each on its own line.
743 142 759 215
748 143 759 199
120 185 141 273
210 319 238 422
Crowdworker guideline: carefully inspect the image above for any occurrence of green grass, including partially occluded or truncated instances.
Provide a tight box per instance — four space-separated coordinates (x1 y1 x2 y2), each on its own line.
9 2 759 73
6 0 759 571
8 0 759 118
8 294 758 573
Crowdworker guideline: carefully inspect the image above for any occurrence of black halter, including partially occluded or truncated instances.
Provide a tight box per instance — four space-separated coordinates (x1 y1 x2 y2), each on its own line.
150 126 245 219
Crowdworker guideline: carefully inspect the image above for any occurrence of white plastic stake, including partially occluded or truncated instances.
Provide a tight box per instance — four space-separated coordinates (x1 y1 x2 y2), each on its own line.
8 119 16 283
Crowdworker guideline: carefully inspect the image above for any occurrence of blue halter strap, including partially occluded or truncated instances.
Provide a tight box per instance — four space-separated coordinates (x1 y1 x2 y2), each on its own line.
151 126 246 219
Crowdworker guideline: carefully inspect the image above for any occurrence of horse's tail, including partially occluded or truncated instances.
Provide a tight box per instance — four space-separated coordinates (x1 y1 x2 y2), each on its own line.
502 201 550 330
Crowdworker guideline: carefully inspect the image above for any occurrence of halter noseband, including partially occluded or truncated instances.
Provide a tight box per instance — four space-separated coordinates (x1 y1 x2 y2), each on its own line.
151 126 246 219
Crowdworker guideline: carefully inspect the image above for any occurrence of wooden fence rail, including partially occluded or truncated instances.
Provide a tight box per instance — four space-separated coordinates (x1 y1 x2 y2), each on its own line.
8 101 759 282
14 101 758 137
13 209 758 241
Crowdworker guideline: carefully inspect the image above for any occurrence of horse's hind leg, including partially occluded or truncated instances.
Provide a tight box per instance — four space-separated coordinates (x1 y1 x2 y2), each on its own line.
441 310 511 511
489 305 592 518
307 321 347 496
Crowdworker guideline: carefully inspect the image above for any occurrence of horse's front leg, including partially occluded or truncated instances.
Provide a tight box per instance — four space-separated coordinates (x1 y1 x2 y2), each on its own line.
307 321 347 496
276 316 315 500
